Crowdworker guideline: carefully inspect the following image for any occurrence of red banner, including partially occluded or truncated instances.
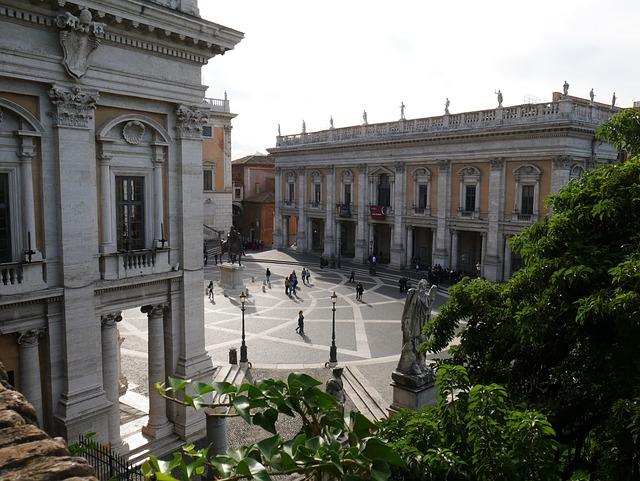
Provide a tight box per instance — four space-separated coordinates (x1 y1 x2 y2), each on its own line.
369 205 386 220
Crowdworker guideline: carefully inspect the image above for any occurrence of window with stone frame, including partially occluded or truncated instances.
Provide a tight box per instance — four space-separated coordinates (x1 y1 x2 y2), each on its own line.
344 182 352 205
458 166 481 218
418 184 428 209
520 184 535 215
377 174 391 207
0 173 11 263
288 182 295 203
116 176 145 251
203 169 213 191
202 125 213 138
412 168 431 214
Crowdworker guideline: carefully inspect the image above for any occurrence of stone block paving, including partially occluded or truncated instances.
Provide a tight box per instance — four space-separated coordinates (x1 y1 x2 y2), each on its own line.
118 249 445 426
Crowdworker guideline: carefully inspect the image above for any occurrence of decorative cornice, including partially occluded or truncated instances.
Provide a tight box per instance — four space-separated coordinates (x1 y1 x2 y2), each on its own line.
175 105 208 139
48 86 99 128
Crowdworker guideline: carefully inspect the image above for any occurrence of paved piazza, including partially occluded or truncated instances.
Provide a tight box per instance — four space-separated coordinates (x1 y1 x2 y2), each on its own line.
119 250 446 406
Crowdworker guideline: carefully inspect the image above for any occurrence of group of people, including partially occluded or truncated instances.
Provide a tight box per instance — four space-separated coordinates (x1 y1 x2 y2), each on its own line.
283 268 312 297
244 239 264 251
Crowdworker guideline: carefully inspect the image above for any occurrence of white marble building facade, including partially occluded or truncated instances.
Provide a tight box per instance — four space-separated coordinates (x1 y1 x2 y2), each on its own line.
0 0 242 448
269 94 619 281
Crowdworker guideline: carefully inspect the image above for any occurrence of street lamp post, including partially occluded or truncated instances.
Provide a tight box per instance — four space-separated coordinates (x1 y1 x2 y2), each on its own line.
239 291 248 364
328 291 338 366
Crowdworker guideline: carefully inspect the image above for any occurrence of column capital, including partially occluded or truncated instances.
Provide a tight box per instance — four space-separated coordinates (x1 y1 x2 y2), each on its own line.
437 159 450 172
48 85 99 128
18 328 45 346
490 157 505 170
394 161 405 173
101 312 123 329
175 105 208 139
142 304 166 318
553 155 573 169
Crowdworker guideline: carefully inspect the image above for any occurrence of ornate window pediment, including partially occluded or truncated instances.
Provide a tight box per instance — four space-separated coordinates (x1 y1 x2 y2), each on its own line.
513 164 542 182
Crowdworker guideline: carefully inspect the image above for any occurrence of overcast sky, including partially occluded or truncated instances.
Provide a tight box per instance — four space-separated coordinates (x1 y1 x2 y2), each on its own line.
200 0 640 159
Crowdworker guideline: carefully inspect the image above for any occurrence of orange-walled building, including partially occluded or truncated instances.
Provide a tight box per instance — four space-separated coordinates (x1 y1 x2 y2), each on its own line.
269 92 621 281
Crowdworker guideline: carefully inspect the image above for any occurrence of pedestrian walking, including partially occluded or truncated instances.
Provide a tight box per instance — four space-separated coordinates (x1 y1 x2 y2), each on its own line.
291 273 298 295
306 269 311 284
295 310 304 334
349 270 355 283
214 253 218 265
207 280 214 300
356 282 364 301
285 277 290 296
266 267 271 286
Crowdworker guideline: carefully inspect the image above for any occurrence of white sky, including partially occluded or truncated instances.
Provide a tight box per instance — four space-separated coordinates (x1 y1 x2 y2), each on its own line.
200 0 640 159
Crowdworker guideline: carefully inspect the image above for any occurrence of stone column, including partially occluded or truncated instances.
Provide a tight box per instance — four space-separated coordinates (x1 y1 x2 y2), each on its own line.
98 144 114 253
18 329 44 425
484 158 505 281
152 143 167 247
274 168 283 248
172 105 214 440
450 230 459 270
390 162 405 268
480 232 486 277
405 226 413 266
551 156 572 195
101 313 124 449
433 160 451 266
142 304 172 438
368 223 374 258
223 126 232 191
49 85 110 441
17 134 42 260
323 167 335 257
354 164 367 263
503 236 512 280
297 170 307 251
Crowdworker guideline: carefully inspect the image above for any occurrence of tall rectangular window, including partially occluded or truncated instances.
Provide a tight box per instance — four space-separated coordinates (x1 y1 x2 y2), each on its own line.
378 174 391 207
418 184 428 209
203 170 213 191
521 185 535 215
0 174 11 263
288 183 295 202
344 183 352 205
313 183 321 204
464 185 476 212
116 176 145 251
202 126 213 137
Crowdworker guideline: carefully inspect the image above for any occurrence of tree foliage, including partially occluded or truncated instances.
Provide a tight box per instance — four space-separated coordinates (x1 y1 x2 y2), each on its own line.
379 365 559 481
424 109 640 478
596 108 640 157
141 373 402 481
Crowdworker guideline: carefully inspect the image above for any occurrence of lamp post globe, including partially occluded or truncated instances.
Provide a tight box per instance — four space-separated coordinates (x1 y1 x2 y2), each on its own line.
239 291 248 363
329 291 338 365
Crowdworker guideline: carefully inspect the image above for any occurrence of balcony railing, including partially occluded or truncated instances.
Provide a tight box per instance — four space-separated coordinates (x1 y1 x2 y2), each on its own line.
411 205 431 216
309 201 324 209
275 98 618 148
203 97 230 113
100 249 171 281
336 203 353 218
511 211 537 223
458 208 480 219
282 200 297 209
0 261 47 296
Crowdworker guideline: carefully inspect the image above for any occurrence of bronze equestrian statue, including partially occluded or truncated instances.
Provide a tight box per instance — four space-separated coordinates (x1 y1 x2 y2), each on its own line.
221 226 243 266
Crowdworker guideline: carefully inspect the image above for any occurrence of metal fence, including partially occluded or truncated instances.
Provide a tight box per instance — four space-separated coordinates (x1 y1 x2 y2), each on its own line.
76 435 144 481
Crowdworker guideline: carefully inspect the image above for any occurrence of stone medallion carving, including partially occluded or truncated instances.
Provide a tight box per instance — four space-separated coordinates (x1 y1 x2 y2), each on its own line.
122 121 146 144
56 8 105 80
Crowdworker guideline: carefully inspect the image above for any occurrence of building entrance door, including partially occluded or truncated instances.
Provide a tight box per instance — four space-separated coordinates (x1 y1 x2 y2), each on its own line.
311 218 324 252
373 224 391 264
339 222 355 258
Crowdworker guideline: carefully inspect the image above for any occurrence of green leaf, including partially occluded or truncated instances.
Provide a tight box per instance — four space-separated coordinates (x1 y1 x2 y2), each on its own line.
370 459 391 481
233 395 251 422
351 411 378 440
362 437 403 466
252 408 279 434
167 377 189 393
212 381 237 395
256 434 281 460
194 382 215 396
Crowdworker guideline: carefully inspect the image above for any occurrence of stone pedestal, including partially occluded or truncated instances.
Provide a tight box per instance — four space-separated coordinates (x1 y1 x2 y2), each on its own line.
388 370 437 414
219 264 246 297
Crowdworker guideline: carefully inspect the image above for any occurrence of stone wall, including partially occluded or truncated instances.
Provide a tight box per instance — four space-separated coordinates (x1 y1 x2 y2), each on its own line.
0 362 98 481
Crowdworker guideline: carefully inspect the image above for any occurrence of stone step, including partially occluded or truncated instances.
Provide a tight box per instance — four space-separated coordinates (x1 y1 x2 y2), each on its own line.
342 365 389 422
126 432 183 466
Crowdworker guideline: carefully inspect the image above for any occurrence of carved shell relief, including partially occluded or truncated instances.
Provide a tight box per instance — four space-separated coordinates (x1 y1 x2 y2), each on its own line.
122 121 146 145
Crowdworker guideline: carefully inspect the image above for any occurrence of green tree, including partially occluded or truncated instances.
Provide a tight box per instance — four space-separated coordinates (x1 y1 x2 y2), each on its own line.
425 110 640 478
596 108 640 157
379 365 559 481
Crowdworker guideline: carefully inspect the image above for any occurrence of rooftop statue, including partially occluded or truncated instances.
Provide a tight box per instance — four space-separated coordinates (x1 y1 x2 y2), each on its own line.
362 109 368 125
445 97 450 115
495 89 503 107
563 80 569 96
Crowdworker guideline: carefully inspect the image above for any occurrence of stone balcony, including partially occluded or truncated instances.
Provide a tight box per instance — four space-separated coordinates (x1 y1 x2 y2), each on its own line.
275 98 618 148
203 97 230 113
409 206 432 217
100 248 171 281
0 261 47 296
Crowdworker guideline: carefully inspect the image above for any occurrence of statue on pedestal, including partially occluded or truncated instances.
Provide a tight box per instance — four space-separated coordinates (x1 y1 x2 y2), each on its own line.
400 102 406 120
224 226 243 266
563 80 569 96
445 97 450 115
362 109 368 125
611 92 617 109
325 367 346 416
495 89 503 107
590 88 595 104
394 280 437 386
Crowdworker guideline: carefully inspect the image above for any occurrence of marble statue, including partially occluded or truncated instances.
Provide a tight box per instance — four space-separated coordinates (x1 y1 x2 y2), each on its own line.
277 123 281 136
330 116 334 129
495 89 503 107
563 80 569 96
302 120 306 134
362 109 368 125
612 92 616 109
400 102 406 120
325 367 346 415
445 97 450 115
590 88 595 103
396 280 437 379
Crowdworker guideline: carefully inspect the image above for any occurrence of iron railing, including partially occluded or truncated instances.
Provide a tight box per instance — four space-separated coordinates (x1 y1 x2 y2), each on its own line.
76 435 144 481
